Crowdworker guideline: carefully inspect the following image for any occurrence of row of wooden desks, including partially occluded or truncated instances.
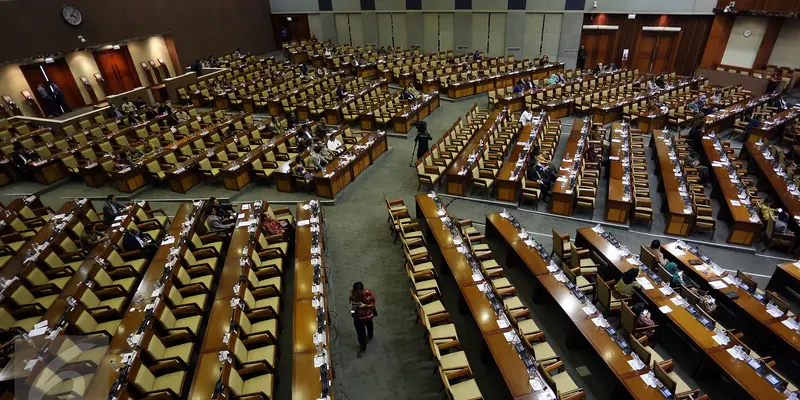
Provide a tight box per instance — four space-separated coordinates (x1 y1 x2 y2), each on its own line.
701 134 762 245
704 92 779 135
660 242 800 383
392 93 440 135
415 194 553 400
446 63 564 100
652 131 696 236
740 140 800 222
577 227 795 399
313 131 388 198
495 123 537 202
550 119 589 216
484 213 671 399
748 106 800 143
445 108 506 196
292 201 333 400
605 123 633 223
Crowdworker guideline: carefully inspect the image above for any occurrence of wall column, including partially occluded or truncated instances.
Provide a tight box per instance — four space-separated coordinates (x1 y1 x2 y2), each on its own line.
752 17 783 69
699 14 734 68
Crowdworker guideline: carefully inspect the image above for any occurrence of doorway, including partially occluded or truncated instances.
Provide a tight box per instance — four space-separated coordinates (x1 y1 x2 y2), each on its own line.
633 32 679 75
581 30 618 70
93 46 141 96
19 58 84 117
272 14 311 44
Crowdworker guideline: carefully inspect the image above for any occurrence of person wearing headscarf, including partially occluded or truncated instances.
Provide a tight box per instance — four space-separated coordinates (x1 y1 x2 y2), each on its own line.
615 268 641 297
664 262 682 287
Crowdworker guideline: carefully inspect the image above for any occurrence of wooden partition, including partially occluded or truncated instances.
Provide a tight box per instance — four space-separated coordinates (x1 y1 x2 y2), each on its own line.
581 14 712 76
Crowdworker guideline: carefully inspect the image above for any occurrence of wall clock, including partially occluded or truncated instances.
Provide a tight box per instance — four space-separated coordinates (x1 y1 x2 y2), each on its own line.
62 5 83 26
743 28 752 37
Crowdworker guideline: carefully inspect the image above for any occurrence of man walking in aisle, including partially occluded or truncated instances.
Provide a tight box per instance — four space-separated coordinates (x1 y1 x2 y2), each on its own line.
350 281 376 357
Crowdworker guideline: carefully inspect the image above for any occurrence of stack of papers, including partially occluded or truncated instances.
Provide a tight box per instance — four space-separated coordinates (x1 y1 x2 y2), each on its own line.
658 305 673 314
709 280 728 290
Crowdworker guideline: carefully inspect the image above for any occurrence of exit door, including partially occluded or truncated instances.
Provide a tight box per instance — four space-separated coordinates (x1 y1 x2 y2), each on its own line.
93 46 141 95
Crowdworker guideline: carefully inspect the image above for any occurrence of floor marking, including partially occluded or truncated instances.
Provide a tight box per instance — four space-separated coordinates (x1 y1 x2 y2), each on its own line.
721 268 772 278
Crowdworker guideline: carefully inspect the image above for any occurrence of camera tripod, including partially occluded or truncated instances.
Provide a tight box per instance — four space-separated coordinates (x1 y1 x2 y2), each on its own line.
409 139 418 167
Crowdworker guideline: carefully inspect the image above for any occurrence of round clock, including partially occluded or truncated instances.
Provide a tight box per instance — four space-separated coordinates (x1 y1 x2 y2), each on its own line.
743 28 752 38
61 5 83 26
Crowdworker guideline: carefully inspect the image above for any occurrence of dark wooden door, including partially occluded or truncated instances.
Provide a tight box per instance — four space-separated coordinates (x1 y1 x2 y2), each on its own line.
581 31 616 70
272 14 311 44
633 35 658 74
20 59 85 113
94 46 140 95
652 35 676 75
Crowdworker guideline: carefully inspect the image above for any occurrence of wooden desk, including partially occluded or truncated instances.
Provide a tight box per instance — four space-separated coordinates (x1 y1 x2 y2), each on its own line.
652 131 695 236
636 110 667 133
578 228 793 399
747 107 800 143
444 109 506 196
292 201 333 400
495 123 537 202
392 93 440 135
704 93 779 134
701 135 762 245
661 242 800 382
605 123 633 223
415 194 553 400
767 262 800 296
314 132 387 198
740 141 800 222
550 120 587 215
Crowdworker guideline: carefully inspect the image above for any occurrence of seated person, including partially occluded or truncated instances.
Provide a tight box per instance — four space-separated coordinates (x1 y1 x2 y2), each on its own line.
776 211 792 234
686 99 700 114
123 227 156 259
649 240 666 266
759 197 777 221
79 223 104 253
473 50 481 61
134 96 147 109
631 303 656 342
209 197 234 222
120 97 136 114
318 117 329 133
512 80 525 94
539 55 550 66
309 145 327 171
655 75 665 88
206 207 234 236
335 84 348 99
144 106 157 120
326 135 343 153
103 195 126 225
175 109 190 123
615 268 641 297
664 262 684 287
400 87 416 100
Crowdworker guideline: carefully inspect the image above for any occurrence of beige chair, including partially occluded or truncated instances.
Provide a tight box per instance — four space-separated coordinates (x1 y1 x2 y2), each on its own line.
158 306 201 337
0 306 41 332
654 361 697 398
596 279 624 315
428 336 470 378
238 311 278 343
227 366 274 399
242 287 280 319
9 284 58 310
633 198 654 229
551 229 571 261
166 285 207 314
232 335 277 373
438 364 483 400
132 365 186 399
93 268 137 294
73 310 122 338
79 287 127 319
538 361 585 400
145 334 194 367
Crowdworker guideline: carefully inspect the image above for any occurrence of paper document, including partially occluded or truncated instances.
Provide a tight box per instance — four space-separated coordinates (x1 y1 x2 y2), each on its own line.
297 220 310 226
709 280 728 290
658 305 673 314
636 277 654 290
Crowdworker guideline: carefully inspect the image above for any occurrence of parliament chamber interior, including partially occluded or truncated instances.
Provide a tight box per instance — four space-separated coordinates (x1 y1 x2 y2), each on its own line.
3 0 800 399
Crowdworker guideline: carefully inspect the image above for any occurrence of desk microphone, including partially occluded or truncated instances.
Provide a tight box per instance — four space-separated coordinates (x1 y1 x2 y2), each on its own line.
212 367 225 399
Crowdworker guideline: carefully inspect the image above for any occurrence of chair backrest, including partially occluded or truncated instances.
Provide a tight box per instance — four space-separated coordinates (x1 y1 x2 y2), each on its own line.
766 290 790 313
133 365 156 392
679 284 700 306
596 278 612 309
639 245 657 270
620 301 637 337
74 311 98 333
146 334 167 359
653 362 677 393
735 271 757 292
629 334 652 366
552 228 568 258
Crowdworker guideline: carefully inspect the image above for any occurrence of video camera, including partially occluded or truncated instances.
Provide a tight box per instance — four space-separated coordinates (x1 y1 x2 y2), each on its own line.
411 120 427 131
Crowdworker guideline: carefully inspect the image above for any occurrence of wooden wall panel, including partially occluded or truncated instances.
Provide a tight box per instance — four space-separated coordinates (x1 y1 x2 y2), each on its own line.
580 14 712 75
753 17 783 69
718 0 800 12
700 15 734 69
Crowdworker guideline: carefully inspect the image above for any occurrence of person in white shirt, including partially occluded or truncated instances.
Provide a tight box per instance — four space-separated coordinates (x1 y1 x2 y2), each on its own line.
646 79 659 92
519 107 533 127
327 136 343 153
